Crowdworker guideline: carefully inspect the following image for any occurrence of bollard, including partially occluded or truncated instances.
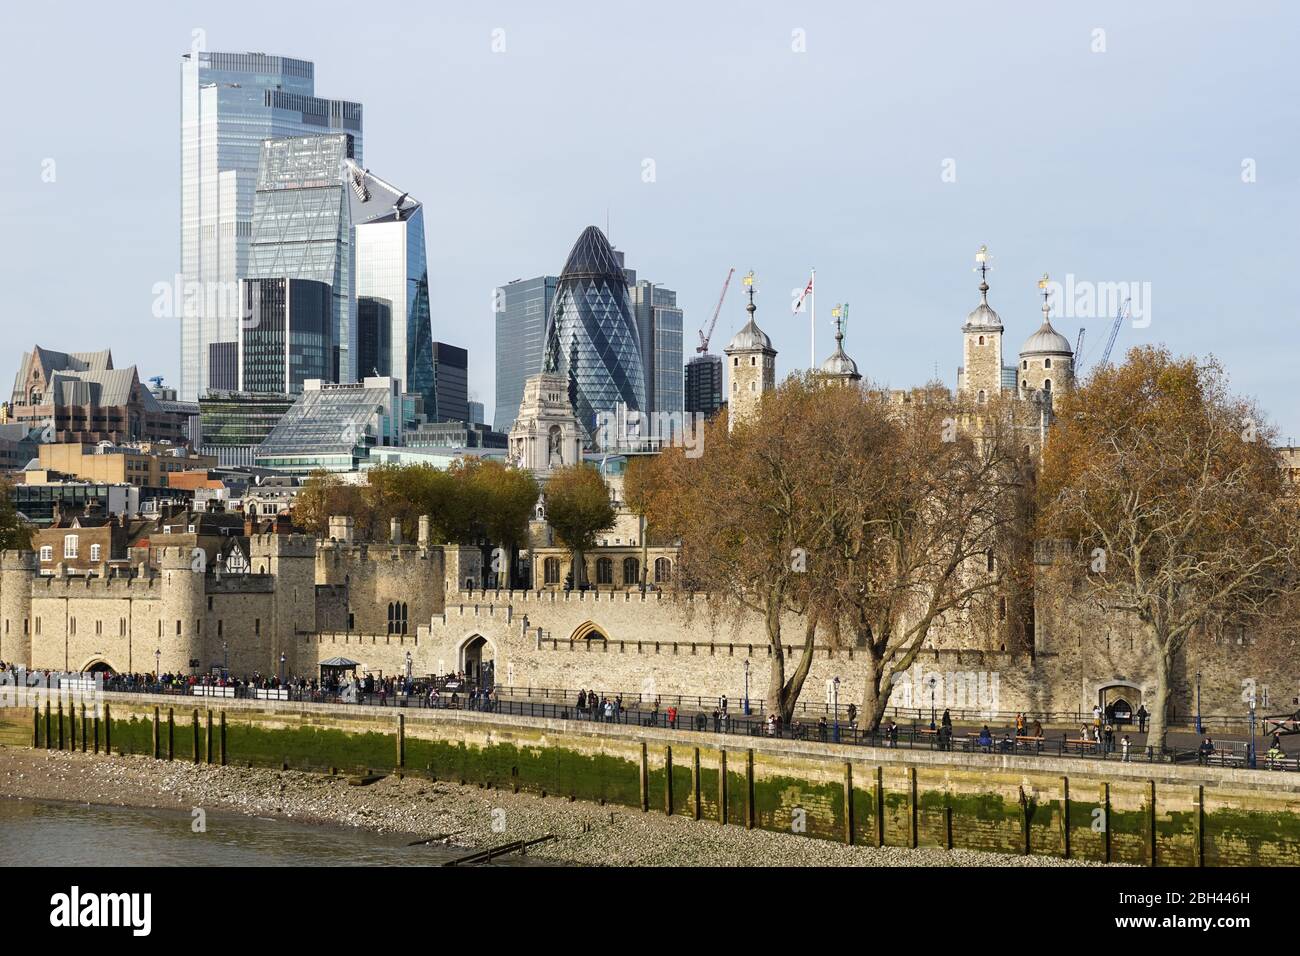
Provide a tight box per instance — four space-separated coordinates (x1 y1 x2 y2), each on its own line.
167 708 175 761
32 706 40 748
192 710 200 764
664 746 674 816
93 711 100 755
944 804 954 850
205 710 213 765
1147 780 1157 868
719 751 729 825
691 748 702 821
58 701 65 751
638 742 649 812
1100 783 1111 864
1194 785 1204 867
152 706 160 759
104 702 111 754
80 703 87 753
908 768 918 849
1060 776 1070 859
745 750 755 830
396 714 405 768
875 766 885 847
843 762 855 845
45 701 52 751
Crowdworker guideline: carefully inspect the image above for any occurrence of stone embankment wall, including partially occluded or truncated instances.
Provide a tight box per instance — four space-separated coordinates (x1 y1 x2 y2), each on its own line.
4 691 1298 866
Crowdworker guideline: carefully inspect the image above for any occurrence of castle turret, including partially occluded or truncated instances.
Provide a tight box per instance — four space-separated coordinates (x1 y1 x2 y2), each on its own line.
1018 273 1075 399
251 533 316 677
159 545 205 676
958 245 1005 403
724 271 776 429
1 551 36 668
817 303 862 386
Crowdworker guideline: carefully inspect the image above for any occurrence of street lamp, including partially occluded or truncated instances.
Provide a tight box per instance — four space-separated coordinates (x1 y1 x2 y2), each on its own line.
222 641 229 680
1195 671 1203 735
743 659 751 716
832 676 841 743
279 653 286 687
154 648 161 682
1248 694 1258 769
928 675 938 731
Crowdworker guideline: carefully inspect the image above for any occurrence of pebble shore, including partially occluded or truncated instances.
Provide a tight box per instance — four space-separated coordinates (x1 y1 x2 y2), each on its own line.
0 747 1118 866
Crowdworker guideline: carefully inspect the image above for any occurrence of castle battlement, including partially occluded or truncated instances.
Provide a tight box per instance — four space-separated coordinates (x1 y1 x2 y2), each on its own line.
457 588 711 605
36 573 161 594
1 550 38 573
251 533 316 558
206 574 277 595
321 542 435 562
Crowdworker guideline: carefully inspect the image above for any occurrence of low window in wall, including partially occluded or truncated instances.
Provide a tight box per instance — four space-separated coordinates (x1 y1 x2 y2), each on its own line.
544 557 560 585
596 558 613 585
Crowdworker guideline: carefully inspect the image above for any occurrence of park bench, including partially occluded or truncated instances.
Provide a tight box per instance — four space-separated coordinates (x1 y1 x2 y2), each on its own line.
1064 738 1099 755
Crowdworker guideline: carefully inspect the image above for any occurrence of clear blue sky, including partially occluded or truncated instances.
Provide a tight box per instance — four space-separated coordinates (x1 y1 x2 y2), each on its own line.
2 1 1297 437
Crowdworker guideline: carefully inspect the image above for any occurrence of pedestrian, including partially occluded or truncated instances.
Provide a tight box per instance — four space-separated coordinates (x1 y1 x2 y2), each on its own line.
1136 704 1148 733
1121 734 1131 762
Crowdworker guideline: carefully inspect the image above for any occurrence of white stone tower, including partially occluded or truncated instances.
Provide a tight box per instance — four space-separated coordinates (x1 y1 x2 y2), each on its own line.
508 372 585 475
1018 273 1075 400
724 271 776 429
958 245 1005 403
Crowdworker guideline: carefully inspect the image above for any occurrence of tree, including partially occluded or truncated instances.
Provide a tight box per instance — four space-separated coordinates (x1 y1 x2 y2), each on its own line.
0 478 32 551
1037 347 1299 751
622 456 654 591
803 384 1029 731
544 464 615 588
471 459 540 587
293 470 364 538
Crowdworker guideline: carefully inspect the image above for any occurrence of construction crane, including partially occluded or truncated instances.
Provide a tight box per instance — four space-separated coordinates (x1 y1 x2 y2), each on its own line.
1073 328 1086 369
1098 297 1132 366
696 267 735 354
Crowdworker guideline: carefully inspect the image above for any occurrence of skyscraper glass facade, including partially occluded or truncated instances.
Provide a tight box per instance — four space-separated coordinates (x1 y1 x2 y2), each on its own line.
246 134 356 384
431 342 469 423
239 278 331 394
494 275 556 433
179 50 361 401
685 353 724 419
352 168 435 414
628 280 684 416
543 227 646 432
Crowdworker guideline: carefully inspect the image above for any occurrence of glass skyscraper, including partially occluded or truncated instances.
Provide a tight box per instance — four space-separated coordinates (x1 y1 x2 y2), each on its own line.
352 167 435 414
246 134 358 384
431 342 469 423
685 353 724 420
179 50 362 401
239 277 332 394
627 279 684 416
542 226 647 432
494 275 556 433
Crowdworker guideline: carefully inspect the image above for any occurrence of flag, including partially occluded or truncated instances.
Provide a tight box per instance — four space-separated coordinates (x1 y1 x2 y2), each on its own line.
793 275 814 314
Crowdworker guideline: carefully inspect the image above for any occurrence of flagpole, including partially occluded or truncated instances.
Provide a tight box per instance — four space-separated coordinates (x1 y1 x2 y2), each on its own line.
810 267 816 369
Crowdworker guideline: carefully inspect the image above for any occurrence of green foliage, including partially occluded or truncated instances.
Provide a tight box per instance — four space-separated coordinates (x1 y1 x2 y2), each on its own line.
0 478 33 551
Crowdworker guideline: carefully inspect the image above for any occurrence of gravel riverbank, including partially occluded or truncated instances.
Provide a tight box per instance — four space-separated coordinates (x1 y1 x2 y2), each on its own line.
0 747 1118 866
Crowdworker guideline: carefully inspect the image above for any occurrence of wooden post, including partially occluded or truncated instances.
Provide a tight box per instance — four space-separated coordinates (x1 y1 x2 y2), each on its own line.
396 714 405 768
152 706 160 759
1101 782 1111 864
908 767 918 849
1060 776 1071 859
944 803 954 850
68 702 75 751
664 747 674 815
1147 780 1157 868
32 706 39 748
205 710 213 764
843 762 855 845
745 749 755 830
45 700 52 749
57 701 65 750
1019 786 1031 855
93 709 100 755
167 708 175 761
691 748 701 821
192 710 200 764
875 766 885 847
219 711 227 766
1194 785 1204 867
719 751 729 824
80 703 87 752
639 742 649 812
103 702 111 754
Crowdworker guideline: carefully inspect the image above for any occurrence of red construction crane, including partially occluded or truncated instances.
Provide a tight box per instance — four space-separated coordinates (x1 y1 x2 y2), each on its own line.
696 267 735 354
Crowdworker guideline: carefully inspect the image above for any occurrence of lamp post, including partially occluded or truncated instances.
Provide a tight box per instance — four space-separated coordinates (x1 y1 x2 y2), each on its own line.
743 659 751 716
279 653 286 687
832 676 841 743
1195 671 1203 735
928 675 938 731
222 641 229 680
154 648 161 683
1248 694 1257 769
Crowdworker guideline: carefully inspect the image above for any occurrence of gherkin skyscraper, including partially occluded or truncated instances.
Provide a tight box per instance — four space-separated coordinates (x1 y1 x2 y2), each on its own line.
542 226 647 432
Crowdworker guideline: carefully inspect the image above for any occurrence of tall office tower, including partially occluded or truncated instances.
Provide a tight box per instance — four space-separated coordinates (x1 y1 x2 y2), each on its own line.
542 226 646 433
493 275 557 433
684 353 724 420
239 278 332 394
356 297 393 378
246 134 357 384
179 50 362 401
467 400 485 426
431 342 469 423
627 279 684 416
351 166 435 412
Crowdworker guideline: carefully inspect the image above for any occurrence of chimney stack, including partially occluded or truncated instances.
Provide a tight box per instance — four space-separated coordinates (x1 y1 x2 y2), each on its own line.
390 517 402 546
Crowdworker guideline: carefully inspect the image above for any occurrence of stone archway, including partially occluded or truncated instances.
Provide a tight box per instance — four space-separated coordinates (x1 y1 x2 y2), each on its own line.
1098 683 1143 725
457 634 497 688
82 659 117 676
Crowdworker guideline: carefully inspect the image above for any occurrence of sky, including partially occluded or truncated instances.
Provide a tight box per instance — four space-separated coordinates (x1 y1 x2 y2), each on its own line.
1 1 1297 437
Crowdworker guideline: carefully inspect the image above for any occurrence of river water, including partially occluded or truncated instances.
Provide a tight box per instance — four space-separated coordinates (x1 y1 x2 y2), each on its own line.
0 798 546 866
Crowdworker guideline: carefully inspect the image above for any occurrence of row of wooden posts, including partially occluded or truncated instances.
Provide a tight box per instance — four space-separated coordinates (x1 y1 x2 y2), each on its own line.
32 700 229 766
630 743 1203 866
34 706 1203 866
